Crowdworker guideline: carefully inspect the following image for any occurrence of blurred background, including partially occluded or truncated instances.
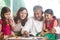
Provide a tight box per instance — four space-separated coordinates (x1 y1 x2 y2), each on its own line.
0 0 60 18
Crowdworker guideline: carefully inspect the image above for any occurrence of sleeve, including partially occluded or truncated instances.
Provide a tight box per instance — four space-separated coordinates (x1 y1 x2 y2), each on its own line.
14 23 22 32
54 26 60 34
21 18 33 34
0 19 2 32
0 19 2 24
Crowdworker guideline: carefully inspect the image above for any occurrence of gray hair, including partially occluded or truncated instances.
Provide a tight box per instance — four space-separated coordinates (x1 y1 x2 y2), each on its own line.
33 5 43 12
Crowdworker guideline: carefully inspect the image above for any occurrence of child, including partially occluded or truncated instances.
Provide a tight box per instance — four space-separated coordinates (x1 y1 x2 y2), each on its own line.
36 9 58 40
0 7 15 39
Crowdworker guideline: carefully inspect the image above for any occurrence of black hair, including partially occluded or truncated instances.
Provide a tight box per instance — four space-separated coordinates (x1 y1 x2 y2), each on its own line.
44 9 53 15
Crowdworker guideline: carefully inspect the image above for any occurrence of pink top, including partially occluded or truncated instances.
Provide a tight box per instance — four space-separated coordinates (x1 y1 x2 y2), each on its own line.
45 18 55 30
0 19 11 35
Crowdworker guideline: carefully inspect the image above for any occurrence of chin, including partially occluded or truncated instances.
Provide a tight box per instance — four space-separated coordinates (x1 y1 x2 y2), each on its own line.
21 18 25 20
6 18 9 20
37 19 40 21
46 19 49 21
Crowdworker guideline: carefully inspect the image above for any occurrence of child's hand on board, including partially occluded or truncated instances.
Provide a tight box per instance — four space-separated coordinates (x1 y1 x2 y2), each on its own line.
23 31 29 37
50 28 56 34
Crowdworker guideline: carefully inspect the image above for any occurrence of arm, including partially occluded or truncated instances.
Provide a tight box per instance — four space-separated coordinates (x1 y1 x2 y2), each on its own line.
0 24 3 37
42 23 49 33
9 19 15 31
0 20 3 36
22 18 33 37
51 19 58 33
53 19 58 27
43 23 46 30
0 20 2 32
0 24 2 32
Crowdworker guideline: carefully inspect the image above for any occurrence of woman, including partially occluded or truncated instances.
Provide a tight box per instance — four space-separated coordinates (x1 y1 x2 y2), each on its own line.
14 7 28 36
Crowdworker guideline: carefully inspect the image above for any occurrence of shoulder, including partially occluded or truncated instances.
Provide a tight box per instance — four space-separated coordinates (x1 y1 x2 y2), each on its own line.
54 19 58 23
27 17 34 21
25 17 34 24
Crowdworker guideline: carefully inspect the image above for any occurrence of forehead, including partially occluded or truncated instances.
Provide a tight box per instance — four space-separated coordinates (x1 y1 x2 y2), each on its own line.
45 13 51 15
21 10 27 12
5 11 11 14
34 9 42 13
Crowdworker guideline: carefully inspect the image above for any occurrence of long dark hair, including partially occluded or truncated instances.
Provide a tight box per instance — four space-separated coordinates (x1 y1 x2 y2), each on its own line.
1 7 11 20
14 7 28 26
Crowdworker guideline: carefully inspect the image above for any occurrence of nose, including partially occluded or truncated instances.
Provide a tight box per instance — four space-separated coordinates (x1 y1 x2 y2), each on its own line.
45 16 48 19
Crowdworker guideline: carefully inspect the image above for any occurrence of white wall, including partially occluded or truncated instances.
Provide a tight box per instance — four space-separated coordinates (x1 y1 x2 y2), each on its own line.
24 0 60 18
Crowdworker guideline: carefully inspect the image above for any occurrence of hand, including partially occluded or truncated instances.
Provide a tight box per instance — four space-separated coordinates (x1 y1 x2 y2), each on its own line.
23 31 29 37
9 19 15 30
51 28 56 33
45 29 49 32
8 18 13 26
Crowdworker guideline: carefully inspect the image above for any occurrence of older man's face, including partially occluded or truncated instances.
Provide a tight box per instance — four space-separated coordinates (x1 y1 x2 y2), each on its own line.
34 9 42 20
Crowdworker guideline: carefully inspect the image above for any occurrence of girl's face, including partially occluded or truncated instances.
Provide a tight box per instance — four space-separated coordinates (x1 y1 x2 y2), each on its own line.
20 10 27 20
4 12 11 20
34 10 42 20
45 13 53 21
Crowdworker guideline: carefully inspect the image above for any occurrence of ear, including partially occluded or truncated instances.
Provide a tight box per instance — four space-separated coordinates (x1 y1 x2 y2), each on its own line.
42 11 43 14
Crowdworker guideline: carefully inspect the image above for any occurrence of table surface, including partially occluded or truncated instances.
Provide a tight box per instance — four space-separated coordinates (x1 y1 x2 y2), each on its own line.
6 37 60 40
7 37 44 40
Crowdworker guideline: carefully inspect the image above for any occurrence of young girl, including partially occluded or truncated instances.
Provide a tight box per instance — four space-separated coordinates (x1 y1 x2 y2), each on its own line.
0 7 15 39
36 9 58 40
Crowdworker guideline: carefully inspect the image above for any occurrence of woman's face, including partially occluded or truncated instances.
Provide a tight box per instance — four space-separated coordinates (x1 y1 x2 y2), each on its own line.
34 10 42 20
4 11 11 20
45 13 53 21
20 10 27 20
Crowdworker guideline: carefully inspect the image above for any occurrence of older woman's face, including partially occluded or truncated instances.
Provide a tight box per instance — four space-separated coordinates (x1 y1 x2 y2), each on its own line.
34 10 42 20
20 10 27 20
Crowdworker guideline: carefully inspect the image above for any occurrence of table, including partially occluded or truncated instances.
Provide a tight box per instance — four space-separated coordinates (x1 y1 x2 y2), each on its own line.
7 37 44 40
